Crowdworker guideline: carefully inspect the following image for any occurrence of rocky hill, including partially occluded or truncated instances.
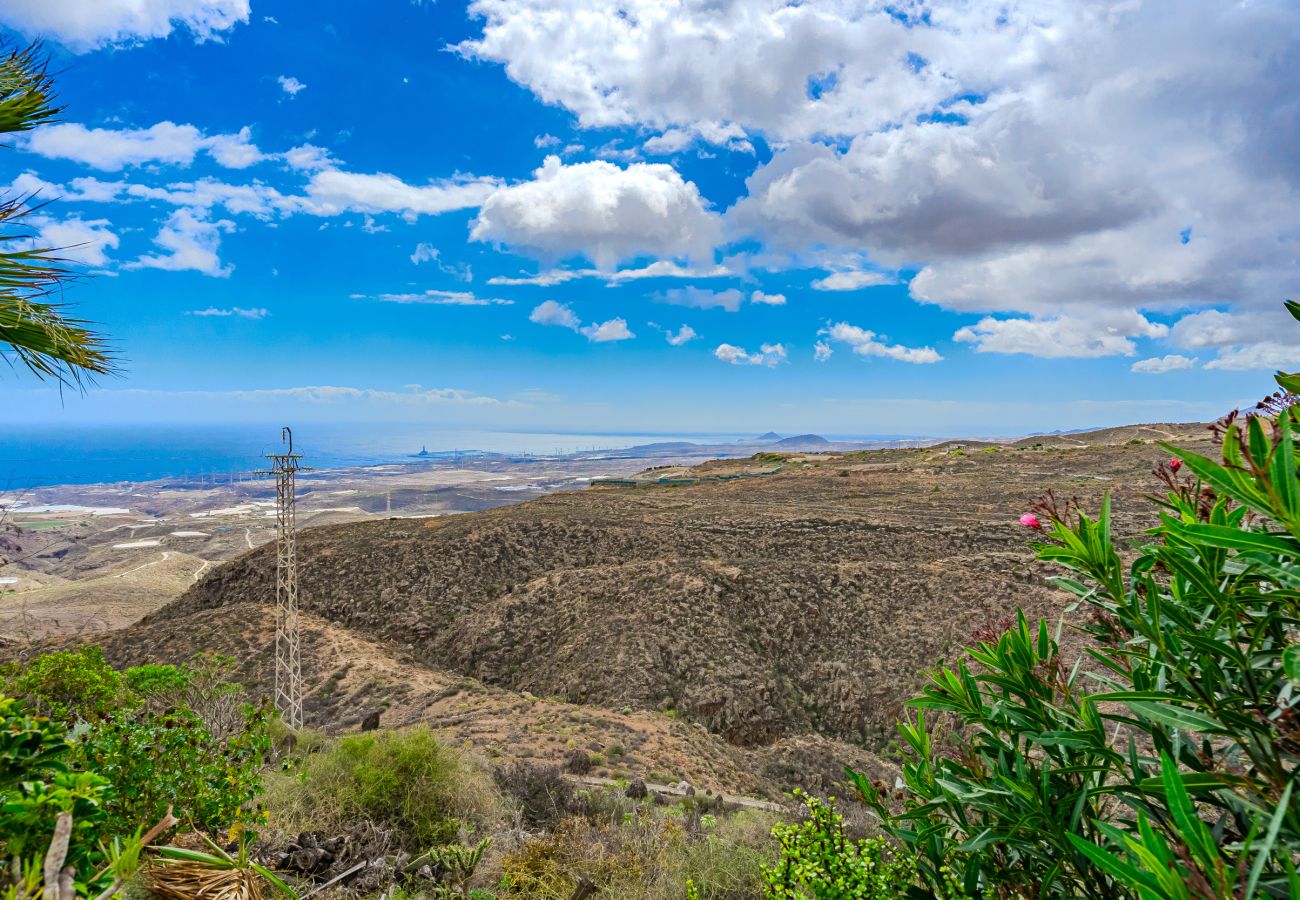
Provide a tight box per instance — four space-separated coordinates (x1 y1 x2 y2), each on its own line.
106 423 1212 775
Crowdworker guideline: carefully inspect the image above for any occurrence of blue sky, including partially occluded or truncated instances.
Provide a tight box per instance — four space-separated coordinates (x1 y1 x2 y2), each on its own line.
2 0 1297 437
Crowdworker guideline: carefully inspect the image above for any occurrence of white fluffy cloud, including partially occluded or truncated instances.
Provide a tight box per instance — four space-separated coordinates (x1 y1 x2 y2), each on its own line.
659 287 743 313
528 300 633 342
188 306 268 319
954 312 1168 359
529 299 581 329
463 1 1300 363
458 0 970 141
1132 355 1197 374
410 243 440 265
26 215 120 267
296 170 500 219
364 289 511 307
1205 345 1299 372
489 261 731 286
813 340 833 362
0 0 248 51
470 155 720 269
750 290 785 306
580 318 634 342
278 76 307 97
24 122 265 171
714 342 786 367
811 271 894 292
821 323 942 364
126 208 235 277
664 324 697 346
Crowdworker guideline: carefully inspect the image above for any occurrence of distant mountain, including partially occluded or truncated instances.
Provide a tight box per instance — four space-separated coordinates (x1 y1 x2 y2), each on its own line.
772 434 830 449
754 432 783 441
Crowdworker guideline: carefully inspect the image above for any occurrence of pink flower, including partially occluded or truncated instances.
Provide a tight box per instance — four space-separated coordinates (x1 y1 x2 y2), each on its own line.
1170 458 1183 473
1019 513 1042 529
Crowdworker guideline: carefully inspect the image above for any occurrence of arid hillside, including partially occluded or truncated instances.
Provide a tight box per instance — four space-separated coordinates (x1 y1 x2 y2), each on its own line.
115 423 1211 759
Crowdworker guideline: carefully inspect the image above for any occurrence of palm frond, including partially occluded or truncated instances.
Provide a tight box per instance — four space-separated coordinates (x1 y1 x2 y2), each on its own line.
0 41 116 388
0 40 63 137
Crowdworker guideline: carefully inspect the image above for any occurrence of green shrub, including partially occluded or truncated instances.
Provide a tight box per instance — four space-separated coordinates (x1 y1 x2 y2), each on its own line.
265 725 500 848
79 701 271 836
123 662 190 701
0 693 113 896
3 646 129 720
851 334 1300 899
761 792 967 899
679 809 777 900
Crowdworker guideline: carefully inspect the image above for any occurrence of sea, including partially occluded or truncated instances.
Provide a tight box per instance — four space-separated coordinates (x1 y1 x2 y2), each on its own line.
0 423 759 489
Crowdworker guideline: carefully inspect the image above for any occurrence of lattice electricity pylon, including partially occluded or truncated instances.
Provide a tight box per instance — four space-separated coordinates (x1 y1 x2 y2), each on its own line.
256 427 308 729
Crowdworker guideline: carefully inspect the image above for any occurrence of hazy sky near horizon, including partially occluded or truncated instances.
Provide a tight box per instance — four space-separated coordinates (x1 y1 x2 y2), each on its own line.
1 0 1297 436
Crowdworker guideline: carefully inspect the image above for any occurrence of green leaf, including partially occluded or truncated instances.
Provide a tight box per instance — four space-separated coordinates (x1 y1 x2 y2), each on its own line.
1276 371 1300 395
1067 833 1154 892
1285 646 1300 684
1126 701 1226 734
1245 779 1294 900
1271 410 1300 522
1159 753 1217 871
1179 523 1296 555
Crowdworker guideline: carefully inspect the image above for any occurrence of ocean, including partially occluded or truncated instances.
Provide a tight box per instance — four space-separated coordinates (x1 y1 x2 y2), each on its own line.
0 423 755 488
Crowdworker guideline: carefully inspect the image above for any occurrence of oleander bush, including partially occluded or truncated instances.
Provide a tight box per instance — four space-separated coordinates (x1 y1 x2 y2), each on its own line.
759 307 1300 898
837 314 1300 898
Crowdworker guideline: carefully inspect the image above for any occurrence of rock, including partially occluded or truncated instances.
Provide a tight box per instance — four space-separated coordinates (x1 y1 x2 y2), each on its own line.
626 777 648 799
361 709 381 731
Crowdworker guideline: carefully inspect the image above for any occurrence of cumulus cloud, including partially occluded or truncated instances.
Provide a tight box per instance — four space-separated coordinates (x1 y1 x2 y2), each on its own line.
282 144 336 172
457 0 962 140
364 289 511 306
813 340 833 362
662 324 697 346
714 342 786 367
23 121 267 171
0 0 249 51
470 155 720 269
25 215 119 267
811 270 894 292
410 243 440 265
659 287 743 313
820 323 942 364
27 122 205 170
489 261 730 286
750 290 786 306
460 1 1300 362
580 318 634 342
278 75 307 97
953 312 1168 358
1205 345 1299 372
1132 355 1197 374
126 208 235 277
187 306 268 319
296 170 499 219
529 299 581 329
529 300 633 342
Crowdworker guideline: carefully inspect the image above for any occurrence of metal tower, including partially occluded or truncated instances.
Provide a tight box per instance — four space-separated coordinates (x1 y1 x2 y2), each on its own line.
258 427 305 729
